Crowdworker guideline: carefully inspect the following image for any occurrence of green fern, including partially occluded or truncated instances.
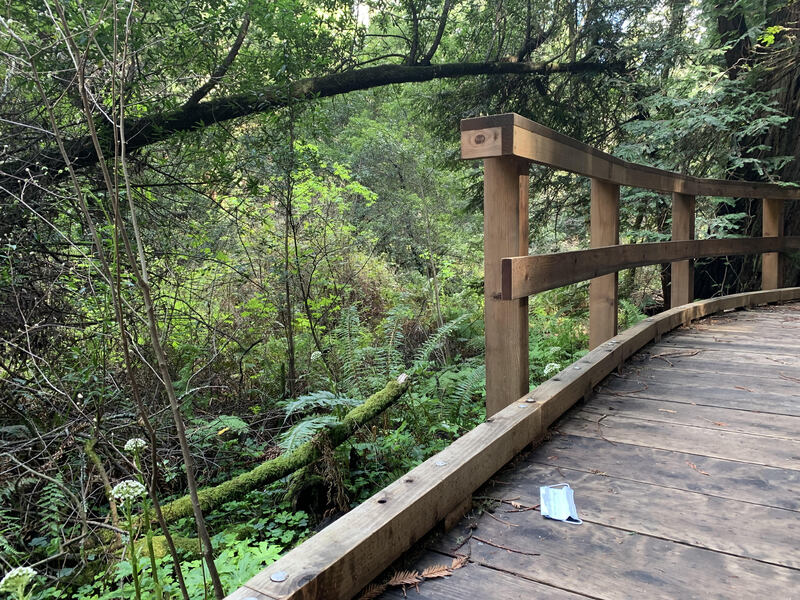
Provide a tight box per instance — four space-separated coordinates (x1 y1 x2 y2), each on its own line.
377 306 408 377
0 486 21 562
278 415 340 451
335 306 372 398
412 314 468 369
280 391 360 422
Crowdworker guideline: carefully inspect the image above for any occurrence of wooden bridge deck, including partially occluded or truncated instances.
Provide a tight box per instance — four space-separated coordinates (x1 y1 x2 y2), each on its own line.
379 304 800 599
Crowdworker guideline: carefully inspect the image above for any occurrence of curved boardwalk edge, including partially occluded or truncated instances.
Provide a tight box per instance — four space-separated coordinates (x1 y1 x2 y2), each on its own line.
226 287 800 600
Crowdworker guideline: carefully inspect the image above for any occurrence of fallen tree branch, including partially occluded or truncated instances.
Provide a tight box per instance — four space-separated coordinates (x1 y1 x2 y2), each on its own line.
157 376 410 524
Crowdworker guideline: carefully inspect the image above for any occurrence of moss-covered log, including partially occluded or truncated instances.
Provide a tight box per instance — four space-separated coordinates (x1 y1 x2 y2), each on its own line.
157 377 409 524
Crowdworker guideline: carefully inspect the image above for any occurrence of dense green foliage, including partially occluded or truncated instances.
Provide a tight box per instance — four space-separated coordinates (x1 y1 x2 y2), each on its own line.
1 0 798 598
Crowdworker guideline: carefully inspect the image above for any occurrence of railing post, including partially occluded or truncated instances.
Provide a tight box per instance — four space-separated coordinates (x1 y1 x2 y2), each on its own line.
671 193 696 306
762 198 784 290
589 179 619 349
484 157 529 417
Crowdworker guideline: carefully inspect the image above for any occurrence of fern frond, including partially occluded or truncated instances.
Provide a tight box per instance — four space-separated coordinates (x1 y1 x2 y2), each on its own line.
452 365 486 404
413 314 468 368
278 415 340 451
280 391 360 421
335 306 372 398
451 554 469 570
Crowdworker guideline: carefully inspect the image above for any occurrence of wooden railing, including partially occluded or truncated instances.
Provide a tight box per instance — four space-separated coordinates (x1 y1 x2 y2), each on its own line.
462 112 800 416
226 114 800 600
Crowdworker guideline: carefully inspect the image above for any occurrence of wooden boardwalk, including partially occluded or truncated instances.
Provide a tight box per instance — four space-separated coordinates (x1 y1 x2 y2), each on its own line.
380 305 800 599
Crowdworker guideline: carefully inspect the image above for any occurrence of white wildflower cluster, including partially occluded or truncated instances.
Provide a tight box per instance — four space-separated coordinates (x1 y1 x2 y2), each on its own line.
0 566 37 592
543 362 561 376
124 438 147 454
111 479 146 503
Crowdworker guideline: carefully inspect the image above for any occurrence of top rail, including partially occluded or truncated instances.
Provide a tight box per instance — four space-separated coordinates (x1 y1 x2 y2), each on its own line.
462 113 800 199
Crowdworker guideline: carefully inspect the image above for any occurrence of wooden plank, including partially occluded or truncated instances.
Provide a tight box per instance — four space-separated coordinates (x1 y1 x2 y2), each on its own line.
434 509 800 599
666 329 800 349
671 192 695 306
484 156 530 416
583 394 800 440
625 353 800 381
379 553 591 599
531 433 800 511
226 291 800 600
460 113 800 199
652 336 800 360
763 197 784 290
559 413 800 470
500 236 799 299
490 464 800 567
589 179 619 349
598 376 800 417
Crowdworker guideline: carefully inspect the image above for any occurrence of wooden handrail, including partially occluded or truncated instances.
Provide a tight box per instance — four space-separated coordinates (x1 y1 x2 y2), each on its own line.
462 113 800 199
502 236 800 299
464 112 799 413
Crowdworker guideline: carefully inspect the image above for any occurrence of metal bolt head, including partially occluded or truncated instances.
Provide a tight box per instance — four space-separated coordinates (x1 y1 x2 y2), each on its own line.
270 571 288 583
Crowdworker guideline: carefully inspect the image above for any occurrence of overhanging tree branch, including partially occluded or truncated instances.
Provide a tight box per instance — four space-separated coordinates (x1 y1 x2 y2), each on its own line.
3 57 623 189
182 13 251 108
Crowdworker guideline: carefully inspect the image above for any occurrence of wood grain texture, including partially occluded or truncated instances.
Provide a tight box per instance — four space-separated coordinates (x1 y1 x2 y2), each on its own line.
500 236 800 299
483 157 530 417
671 193 695 306
560 413 800 470
461 114 800 199
589 179 619 349
434 510 800 599
762 198 784 290
583 394 800 440
490 464 800 567
531 434 800 511
598 374 800 417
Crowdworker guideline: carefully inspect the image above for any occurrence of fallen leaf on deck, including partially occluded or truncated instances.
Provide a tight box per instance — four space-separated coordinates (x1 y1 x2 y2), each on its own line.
358 583 388 600
421 565 452 579
387 570 422 587
687 461 710 476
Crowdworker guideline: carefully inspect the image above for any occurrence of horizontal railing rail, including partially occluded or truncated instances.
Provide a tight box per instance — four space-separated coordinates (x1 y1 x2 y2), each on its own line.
502 236 800 299
462 113 800 199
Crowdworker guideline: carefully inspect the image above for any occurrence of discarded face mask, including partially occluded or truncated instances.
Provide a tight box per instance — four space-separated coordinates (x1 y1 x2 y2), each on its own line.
539 483 582 524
